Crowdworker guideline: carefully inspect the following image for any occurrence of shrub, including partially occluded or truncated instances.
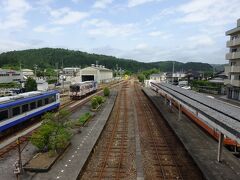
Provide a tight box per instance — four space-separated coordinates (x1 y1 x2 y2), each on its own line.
78 112 92 125
91 97 99 109
95 95 103 104
103 87 110 97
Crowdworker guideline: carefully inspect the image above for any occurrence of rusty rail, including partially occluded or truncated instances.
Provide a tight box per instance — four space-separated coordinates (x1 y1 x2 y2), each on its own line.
134 82 184 179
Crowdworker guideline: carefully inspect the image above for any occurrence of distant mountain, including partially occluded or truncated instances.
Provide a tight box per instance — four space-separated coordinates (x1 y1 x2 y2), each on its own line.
0 48 214 72
211 64 226 72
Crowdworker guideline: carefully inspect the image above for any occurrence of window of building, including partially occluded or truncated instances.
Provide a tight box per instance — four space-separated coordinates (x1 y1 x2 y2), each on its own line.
30 102 36 110
37 100 42 107
0 110 8 121
22 104 29 113
12 106 20 116
231 62 236 66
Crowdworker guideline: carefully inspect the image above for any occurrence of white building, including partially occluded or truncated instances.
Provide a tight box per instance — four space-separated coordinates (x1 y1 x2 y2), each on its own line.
0 69 23 83
80 64 113 83
22 69 34 79
149 73 166 82
63 67 80 76
166 72 187 83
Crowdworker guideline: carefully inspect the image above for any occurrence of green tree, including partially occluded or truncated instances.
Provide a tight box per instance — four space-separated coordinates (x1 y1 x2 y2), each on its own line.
30 110 72 153
137 74 145 83
25 77 37 92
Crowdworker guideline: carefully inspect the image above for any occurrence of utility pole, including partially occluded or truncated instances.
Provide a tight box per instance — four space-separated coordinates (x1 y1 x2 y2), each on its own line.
172 61 175 84
55 62 59 85
34 64 38 80
61 59 64 92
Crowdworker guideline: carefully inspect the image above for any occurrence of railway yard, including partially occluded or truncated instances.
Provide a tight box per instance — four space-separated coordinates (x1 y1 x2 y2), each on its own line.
0 79 240 180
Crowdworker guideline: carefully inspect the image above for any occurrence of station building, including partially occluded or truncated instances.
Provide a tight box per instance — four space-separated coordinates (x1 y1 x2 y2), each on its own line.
225 18 240 101
80 64 113 83
0 69 23 83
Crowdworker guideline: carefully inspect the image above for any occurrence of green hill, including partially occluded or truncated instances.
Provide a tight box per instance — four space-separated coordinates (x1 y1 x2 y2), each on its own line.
0 48 213 72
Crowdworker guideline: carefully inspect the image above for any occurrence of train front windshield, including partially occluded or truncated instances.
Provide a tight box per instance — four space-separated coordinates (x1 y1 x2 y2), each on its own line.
70 85 80 92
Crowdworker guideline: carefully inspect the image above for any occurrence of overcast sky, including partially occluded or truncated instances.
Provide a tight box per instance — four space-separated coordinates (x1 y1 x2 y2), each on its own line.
0 0 240 64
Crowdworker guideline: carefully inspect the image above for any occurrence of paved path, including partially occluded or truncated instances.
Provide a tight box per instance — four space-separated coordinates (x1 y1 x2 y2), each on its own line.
143 87 240 180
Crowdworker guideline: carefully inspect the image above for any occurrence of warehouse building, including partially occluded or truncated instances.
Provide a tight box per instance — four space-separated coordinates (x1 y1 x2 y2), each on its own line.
80 64 113 83
0 69 23 83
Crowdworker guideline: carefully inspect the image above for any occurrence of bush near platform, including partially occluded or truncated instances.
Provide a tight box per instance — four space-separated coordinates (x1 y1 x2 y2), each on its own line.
91 97 99 109
103 87 110 97
30 110 72 153
77 112 92 125
95 95 104 104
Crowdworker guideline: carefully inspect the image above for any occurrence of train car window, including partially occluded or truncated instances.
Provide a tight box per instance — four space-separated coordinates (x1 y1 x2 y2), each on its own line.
49 95 56 103
30 102 36 110
12 106 20 116
37 100 42 107
0 110 8 121
44 98 49 105
22 104 29 113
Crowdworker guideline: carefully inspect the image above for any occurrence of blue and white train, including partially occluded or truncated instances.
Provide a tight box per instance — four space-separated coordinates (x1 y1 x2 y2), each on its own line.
0 90 60 132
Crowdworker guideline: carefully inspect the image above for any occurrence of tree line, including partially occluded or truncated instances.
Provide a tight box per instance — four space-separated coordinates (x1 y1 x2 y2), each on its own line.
0 48 213 73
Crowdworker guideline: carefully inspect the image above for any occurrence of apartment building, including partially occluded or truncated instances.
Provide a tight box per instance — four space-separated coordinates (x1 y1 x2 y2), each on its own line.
224 19 240 100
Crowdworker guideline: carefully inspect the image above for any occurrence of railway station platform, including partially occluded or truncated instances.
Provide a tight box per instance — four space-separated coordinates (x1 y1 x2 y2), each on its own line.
143 87 240 180
22 91 117 180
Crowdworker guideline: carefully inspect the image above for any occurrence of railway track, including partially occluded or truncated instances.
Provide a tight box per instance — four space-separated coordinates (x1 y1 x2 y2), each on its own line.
134 82 204 179
0 80 125 159
81 81 136 180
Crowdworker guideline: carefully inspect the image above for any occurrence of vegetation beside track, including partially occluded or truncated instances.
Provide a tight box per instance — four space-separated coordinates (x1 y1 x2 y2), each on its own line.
75 112 92 126
30 110 72 154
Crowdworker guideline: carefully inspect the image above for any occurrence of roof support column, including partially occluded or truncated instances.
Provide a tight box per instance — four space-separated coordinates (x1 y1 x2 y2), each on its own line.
217 132 224 162
165 95 167 105
178 103 182 120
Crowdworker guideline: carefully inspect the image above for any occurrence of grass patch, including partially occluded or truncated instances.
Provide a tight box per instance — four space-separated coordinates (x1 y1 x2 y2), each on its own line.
76 112 92 126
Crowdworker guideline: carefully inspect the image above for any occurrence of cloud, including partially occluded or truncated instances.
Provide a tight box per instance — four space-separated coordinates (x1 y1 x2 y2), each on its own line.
0 0 31 30
0 39 28 52
93 0 113 9
148 31 164 37
177 0 240 26
146 7 176 25
33 25 62 33
82 19 138 37
187 35 215 48
128 0 161 7
50 7 89 25
135 43 148 50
